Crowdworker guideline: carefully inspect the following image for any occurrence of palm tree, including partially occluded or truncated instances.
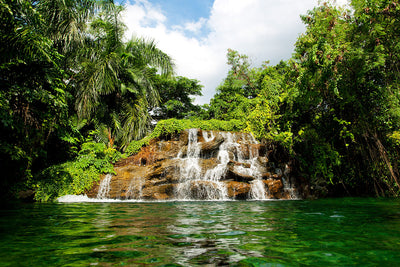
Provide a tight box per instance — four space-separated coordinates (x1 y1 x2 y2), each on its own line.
35 0 98 54
73 3 174 149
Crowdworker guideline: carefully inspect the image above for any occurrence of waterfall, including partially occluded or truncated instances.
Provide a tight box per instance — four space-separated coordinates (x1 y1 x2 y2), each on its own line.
234 136 268 200
125 177 144 199
202 130 215 142
78 128 300 201
221 132 267 200
176 129 228 200
199 132 234 200
97 174 112 199
175 129 268 200
282 165 299 199
179 128 202 181
249 180 267 199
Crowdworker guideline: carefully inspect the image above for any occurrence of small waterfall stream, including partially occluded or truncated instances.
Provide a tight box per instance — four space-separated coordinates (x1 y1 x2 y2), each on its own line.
96 174 112 199
175 129 205 199
125 177 144 199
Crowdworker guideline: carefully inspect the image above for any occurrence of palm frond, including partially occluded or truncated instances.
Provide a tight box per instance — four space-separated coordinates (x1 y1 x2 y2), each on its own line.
125 37 175 75
36 0 97 53
0 0 57 65
119 98 151 150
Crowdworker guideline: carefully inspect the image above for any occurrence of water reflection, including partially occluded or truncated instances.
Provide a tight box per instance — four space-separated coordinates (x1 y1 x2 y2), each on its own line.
169 201 239 265
1 199 400 266
164 201 304 265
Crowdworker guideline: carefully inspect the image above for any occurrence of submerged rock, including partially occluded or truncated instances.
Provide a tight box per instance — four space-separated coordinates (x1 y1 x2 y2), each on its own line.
86 129 303 200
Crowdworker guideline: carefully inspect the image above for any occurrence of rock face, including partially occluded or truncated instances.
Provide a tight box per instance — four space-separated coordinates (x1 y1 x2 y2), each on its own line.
86 129 302 200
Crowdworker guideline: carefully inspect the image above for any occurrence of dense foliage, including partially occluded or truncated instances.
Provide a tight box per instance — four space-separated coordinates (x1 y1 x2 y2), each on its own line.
34 142 123 202
126 118 246 155
152 76 203 120
0 0 72 196
207 0 400 197
0 0 189 199
2 0 400 200
291 0 400 196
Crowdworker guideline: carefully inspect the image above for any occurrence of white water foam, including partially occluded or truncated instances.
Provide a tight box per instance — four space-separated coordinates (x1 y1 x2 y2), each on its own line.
57 194 144 202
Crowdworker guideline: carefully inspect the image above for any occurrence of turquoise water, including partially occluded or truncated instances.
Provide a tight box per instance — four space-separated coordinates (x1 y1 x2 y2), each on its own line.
1 198 400 266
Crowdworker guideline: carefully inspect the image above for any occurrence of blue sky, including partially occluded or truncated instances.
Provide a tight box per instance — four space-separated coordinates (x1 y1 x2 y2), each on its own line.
150 0 213 27
122 0 348 104
147 0 214 38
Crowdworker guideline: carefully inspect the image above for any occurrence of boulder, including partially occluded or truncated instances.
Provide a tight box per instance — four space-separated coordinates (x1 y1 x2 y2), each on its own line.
179 135 224 158
200 136 225 155
264 179 283 198
185 180 225 200
141 184 176 200
226 181 251 199
226 162 255 182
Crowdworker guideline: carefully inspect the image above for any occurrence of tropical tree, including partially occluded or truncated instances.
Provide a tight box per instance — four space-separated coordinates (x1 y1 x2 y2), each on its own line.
72 3 174 149
0 0 174 197
0 0 70 193
35 0 97 54
292 0 400 196
152 76 203 120
207 49 259 120
245 61 297 147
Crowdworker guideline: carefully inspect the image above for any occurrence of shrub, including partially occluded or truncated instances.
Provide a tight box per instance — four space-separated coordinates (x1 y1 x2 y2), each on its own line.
34 142 123 202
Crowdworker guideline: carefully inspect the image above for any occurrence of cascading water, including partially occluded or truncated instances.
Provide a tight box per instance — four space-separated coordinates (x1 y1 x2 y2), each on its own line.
282 165 299 199
175 129 270 200
175 129 228 200
178 128 202 180
125 177 144 199
199 132 233 200
97 173 112 199
231 132 268 200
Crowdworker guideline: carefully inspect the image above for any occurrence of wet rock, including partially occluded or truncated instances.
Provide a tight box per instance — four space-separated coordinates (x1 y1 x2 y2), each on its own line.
200 136 225 155
264 179 283 198
179 135 224 158
179 130 189 145
149 159 180 179
185 181 224 200
226 164 254 182
199 158 220 173
141 184 176 200
261 172 272 179
226 181 251 199
257 156 269 165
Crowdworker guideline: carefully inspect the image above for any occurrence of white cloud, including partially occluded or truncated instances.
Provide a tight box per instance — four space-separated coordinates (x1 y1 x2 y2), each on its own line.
173 17 208 34
123 0 165 28
122 0 345 104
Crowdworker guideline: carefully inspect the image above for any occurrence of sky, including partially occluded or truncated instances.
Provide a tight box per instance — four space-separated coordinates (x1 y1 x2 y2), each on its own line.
121 0 348 104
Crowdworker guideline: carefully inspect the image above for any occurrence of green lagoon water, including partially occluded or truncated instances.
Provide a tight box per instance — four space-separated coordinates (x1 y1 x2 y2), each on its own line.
1 198 400 266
